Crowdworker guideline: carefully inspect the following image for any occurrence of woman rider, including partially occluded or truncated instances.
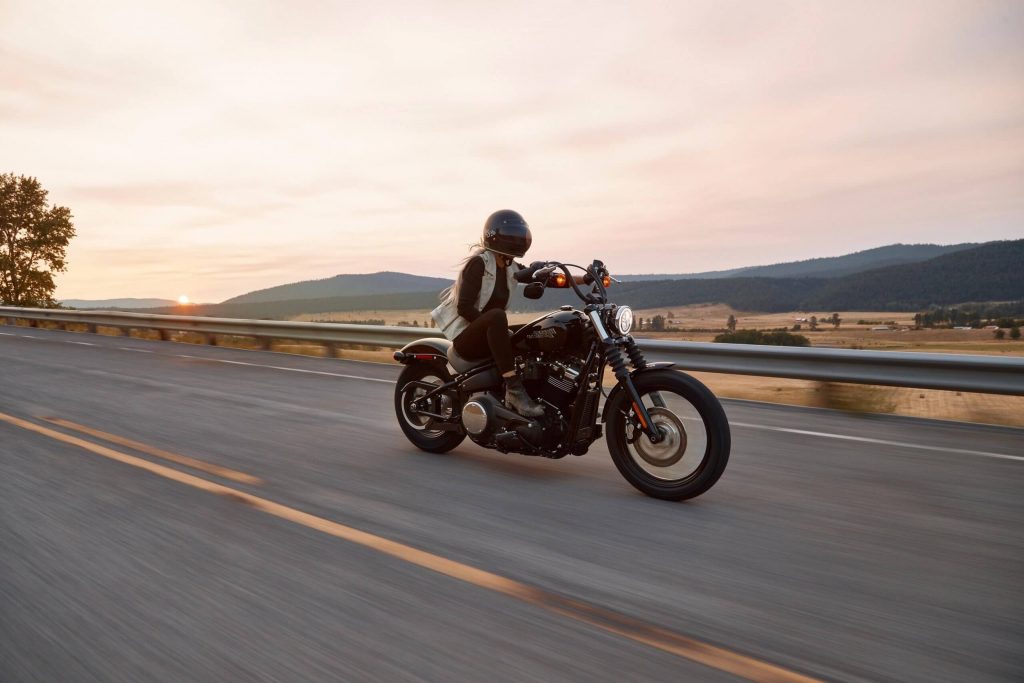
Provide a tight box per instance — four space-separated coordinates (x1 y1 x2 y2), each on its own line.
431 210 546 417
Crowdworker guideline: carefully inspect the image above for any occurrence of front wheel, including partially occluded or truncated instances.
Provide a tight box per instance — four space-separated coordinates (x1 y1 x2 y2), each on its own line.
395 363 465 453
605 369 730 501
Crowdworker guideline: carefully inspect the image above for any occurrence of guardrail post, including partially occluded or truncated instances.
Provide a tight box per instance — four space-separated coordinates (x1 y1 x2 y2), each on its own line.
157 329 171 341
324 341 340 358
257 337 273 351
86 323 97 334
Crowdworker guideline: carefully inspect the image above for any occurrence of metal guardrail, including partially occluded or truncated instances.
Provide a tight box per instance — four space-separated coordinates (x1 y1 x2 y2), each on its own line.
0 306 440 348
3 306 1023 396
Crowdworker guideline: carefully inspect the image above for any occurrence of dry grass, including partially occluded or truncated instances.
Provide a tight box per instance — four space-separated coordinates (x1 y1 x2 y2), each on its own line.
686 373 1024 428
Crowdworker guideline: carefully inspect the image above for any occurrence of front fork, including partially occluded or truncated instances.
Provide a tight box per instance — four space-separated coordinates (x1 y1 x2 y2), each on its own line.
606 338 664 443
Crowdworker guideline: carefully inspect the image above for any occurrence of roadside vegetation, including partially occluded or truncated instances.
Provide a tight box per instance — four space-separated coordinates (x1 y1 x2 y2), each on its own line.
712 329 810 346
0 173 76 307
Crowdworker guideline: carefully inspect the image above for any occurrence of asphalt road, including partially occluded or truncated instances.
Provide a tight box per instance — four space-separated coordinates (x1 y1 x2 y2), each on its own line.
1 325 1022 682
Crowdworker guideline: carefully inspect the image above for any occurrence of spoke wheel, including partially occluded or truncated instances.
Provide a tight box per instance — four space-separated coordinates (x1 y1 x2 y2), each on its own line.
394 364 465 453
606 370 730 500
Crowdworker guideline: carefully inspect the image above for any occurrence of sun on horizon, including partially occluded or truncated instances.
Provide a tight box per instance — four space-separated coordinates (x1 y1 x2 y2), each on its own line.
177 295 189 305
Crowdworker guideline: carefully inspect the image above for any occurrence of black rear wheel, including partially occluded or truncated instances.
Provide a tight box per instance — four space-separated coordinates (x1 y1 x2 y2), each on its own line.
395 363 465 453
605 369 730 501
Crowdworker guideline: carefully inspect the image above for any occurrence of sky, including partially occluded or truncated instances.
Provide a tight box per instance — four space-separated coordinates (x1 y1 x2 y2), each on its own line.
2 0 1022 302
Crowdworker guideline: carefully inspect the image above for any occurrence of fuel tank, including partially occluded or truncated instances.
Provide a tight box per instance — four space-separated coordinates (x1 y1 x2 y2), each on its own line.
511 309 588 355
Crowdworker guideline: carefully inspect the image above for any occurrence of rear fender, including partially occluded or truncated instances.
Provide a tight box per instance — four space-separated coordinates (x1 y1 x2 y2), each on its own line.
600 363 675 423
393 338 452 365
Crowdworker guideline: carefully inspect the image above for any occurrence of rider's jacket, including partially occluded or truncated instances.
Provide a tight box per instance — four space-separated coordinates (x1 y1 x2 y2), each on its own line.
431 249 523 340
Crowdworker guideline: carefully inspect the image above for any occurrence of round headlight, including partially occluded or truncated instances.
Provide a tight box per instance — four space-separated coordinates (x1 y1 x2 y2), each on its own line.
613 306 633 335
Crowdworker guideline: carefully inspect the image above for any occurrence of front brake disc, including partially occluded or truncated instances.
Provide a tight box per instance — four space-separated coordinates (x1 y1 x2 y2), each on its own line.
633 406 687 467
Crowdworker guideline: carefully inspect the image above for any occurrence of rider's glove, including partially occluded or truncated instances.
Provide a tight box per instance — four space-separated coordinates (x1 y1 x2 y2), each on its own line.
514 261 549 283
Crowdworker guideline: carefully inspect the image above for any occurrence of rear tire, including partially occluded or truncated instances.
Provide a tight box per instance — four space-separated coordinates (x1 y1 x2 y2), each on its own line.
395 363 465 453
605 369 730 501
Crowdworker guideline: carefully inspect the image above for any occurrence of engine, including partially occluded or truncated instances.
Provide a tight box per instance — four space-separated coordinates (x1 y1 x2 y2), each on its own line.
460 355 583 456
522 356 584 414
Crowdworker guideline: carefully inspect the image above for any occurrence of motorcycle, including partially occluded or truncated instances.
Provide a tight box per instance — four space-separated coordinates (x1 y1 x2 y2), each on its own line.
393 259 730 500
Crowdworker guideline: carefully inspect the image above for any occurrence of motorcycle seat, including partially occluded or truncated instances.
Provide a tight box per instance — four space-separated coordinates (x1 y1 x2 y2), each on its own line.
447 345 489 373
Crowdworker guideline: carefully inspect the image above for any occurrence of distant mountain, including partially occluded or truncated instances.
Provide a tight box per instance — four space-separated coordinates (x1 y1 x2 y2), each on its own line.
222 271 453 304
137 291 443 319
622 242 980 281
803 239 1024 310
129 239 1021 320
61 298 178 309
603 239 1023 313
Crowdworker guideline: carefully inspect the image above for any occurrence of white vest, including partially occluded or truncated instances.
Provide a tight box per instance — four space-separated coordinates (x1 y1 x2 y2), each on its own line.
431 249 520 340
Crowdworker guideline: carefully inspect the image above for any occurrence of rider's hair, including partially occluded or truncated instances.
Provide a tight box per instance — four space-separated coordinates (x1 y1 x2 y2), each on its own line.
438 239 487 304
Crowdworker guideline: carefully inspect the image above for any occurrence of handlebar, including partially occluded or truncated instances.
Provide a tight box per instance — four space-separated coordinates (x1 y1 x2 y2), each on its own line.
532 260 612 304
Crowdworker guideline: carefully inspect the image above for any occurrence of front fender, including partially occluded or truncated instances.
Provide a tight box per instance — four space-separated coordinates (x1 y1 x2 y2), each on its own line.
600 362 675 423
393 338 452 364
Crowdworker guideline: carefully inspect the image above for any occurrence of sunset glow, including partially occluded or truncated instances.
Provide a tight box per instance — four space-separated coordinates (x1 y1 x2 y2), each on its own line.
2 1 1021 302
178 295 190 305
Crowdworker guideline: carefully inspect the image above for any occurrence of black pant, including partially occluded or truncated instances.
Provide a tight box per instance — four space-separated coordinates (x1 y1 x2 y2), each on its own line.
454 308 514 374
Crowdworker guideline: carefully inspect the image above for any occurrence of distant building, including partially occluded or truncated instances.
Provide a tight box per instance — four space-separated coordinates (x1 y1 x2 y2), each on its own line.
871 325 892 331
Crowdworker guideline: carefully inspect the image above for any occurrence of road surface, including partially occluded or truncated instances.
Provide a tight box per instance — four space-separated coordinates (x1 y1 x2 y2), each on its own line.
1 325 1021 682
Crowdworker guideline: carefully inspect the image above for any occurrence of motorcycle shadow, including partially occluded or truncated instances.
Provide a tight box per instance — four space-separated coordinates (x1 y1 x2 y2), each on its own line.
397 443 578 481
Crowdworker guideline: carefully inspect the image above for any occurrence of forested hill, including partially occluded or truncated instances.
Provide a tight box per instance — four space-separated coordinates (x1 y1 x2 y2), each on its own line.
516 239 1024 312
130 240 1022 318
622 242 979 281
222 271 452 304
802 239 1024 309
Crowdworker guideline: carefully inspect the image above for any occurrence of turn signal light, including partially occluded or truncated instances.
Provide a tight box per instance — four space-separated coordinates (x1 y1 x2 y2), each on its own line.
602 276 612 287
553 273 568 288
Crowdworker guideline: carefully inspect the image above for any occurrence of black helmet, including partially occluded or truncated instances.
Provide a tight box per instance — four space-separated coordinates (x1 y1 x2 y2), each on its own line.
483 209 532 258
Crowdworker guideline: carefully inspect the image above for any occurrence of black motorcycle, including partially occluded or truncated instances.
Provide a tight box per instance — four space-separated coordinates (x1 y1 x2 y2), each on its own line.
393 260 730 501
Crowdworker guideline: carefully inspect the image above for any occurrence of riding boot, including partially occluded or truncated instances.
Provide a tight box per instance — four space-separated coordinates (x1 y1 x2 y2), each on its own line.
504 376 544 417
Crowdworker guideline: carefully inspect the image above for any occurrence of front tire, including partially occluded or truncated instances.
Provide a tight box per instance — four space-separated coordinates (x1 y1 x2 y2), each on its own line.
605 369 730 501
395 363 465 453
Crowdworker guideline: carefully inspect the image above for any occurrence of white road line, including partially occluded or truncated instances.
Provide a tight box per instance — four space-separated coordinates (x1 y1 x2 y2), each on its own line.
20 334 37 339
67 341 95 346
0 332 15 336
120 347 153 353
174 354 396 384
731 422 1023 462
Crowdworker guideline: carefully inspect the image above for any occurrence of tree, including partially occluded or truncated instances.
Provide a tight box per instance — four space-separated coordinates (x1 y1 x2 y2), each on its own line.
650 314 666 332
830 313 841 329
1012 326 1021 340
809 315 819 331
0 174 75 307
994 329 1006 340
726 314 737 332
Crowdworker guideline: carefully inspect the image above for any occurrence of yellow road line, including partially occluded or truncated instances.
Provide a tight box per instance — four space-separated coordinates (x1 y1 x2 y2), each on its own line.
38 416 262 485
1 410 820 683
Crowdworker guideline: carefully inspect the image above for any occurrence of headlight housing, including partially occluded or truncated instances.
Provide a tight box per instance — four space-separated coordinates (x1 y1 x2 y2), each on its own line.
612 305 633 335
